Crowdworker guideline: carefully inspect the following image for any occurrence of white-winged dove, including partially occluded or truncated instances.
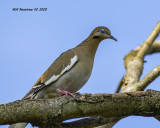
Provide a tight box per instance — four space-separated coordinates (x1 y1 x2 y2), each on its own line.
23 26 117 99
9 26 117 128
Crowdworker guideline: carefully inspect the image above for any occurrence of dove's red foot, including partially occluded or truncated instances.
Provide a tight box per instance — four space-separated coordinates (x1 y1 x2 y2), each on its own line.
58 91 75 98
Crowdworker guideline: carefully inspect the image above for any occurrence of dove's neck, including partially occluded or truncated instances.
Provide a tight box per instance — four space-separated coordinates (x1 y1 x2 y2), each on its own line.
76 38 103 59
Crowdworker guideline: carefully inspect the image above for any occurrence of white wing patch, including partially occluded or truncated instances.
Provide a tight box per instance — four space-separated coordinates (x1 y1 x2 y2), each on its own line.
44 55 78 85
32 84 42 88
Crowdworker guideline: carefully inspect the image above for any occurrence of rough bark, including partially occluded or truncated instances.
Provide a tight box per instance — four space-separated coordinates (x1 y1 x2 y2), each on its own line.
1 90 160 127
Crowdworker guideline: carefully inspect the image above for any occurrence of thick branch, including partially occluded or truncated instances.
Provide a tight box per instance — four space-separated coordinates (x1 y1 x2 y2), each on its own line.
1 90 160 127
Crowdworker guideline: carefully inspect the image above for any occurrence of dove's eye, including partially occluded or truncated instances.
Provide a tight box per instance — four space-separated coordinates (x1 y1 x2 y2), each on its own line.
99 29 106 34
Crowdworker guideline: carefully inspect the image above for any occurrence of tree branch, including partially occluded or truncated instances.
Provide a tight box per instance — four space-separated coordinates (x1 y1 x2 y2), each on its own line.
122 21 160 92
115 76 124 93
1 90 160 127
136 23 160 59
147 41 160 54
113 22 160 127
61 116 123 128
116 40 160 94
134 64 160 91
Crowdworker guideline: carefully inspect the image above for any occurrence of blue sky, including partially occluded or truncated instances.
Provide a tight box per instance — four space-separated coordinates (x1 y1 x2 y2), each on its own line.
0 0 160 128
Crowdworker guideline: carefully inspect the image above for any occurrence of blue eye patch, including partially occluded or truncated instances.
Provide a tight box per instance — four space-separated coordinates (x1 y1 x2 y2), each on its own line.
99 29 106 34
